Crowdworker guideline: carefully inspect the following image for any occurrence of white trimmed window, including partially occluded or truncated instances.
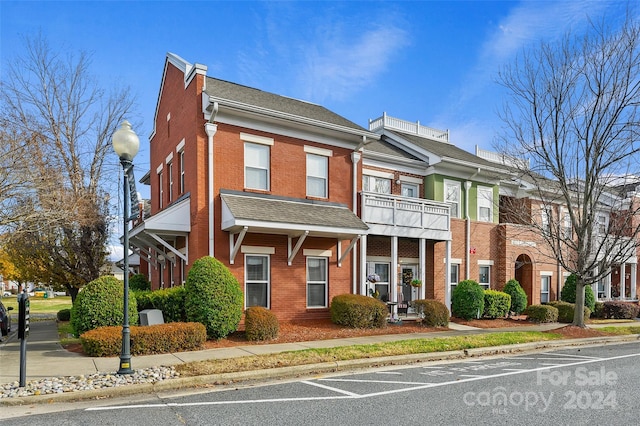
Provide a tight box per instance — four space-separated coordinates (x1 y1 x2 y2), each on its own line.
179 150 185 194
245 142 270 190
306 154 328 198
158 171 164 209
563 211 572 238
479 265 490 289
307 257 328 308
245 255 270 308
168 161 174 203
597 214 608 235
363 175 391 194
444 180 461 218
367 262 390 302
401 183 419 198
477 186 493 222
541 205 551 234
541 275 551 303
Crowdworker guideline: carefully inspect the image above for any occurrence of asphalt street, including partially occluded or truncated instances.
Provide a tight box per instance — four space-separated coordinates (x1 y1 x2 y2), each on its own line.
2 341 638 425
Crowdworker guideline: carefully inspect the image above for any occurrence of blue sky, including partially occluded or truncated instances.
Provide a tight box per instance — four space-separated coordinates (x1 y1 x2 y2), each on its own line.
0 0 629 259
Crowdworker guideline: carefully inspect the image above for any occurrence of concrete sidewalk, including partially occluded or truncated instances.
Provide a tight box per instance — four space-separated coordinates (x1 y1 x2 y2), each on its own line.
0 318 601 385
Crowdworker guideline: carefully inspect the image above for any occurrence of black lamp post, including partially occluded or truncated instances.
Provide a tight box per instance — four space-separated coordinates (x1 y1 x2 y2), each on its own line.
112 120 139 375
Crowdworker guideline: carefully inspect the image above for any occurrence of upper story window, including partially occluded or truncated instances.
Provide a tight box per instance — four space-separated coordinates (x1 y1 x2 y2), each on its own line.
541 205 552 234
306 153 328 198
244 142 270 190
157 163 164 209
179 150 185 194
563 211 572 238
444 180 461 218
168 161 174 203
477 186 493 222
363 175 391 194
597 214 608 234
401 183 418 198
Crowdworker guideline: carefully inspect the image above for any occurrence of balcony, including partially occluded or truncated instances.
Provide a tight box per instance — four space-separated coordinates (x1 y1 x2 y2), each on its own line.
368 112 449 143
361 192 451 240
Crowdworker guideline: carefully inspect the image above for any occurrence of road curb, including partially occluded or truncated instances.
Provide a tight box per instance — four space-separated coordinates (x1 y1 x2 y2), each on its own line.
2 334 637 407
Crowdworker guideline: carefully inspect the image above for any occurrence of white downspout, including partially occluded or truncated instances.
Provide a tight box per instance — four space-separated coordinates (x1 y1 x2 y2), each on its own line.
464 180 472 279
351 151 361 294
205 117 218 258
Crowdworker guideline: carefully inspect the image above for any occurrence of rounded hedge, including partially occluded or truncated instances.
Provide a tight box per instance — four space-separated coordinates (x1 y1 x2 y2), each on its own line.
411 299 449 327
184 256 243 339
452 280 485 320
245 306 279 341
70 276 138 337
560 274 595 312
524 304 558 323
547 300 591 323
135 286 187 323
483 290 511 319
503 279 528 315
330 294 387 328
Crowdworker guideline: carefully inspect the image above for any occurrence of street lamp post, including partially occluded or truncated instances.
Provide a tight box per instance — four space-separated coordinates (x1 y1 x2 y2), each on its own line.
112 120 139 375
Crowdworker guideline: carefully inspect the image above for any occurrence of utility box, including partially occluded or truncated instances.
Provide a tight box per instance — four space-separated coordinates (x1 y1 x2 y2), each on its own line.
139 309 164 326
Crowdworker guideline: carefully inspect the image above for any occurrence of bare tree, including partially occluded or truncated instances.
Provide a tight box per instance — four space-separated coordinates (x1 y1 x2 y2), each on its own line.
0 34 136 301
497 14 640 327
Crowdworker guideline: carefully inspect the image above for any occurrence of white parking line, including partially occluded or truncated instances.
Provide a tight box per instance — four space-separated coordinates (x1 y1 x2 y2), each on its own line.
376 371 403 375
320 378 432 385
539 352 602 360
86 351 640 412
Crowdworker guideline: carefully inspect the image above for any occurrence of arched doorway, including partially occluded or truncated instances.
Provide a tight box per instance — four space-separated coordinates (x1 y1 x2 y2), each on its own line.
515 254 533 306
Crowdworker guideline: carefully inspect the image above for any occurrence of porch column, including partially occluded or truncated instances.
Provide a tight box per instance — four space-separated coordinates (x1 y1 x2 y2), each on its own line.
391 236 398 316
606 268 612 300
631 263 637 300
419 238 426 300
360 235 367 296
445 240 452 312
621 263 626 299
591 264 599 300
205 123 217 258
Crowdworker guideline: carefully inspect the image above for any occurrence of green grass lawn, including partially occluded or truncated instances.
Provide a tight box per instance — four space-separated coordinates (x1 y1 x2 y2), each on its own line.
1 295 72 314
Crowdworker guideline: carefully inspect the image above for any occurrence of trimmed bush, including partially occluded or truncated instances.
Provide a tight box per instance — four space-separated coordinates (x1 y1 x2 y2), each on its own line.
185 257 243 339
129 273 151 291
411 299 449 327
602 301 640 319
524 304 559 323
547 301 591 324
136 286 187 323
70 276 138 337
57 308 71 322
245 306 279 341
330 294 387 328
80 322 206 357
483 290 511 319
561 274 596 312
592 302 605 319
452 280 485 320
503 279 528 315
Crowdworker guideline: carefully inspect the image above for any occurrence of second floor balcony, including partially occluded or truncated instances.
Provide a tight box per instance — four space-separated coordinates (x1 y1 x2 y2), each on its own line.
361 192 451 241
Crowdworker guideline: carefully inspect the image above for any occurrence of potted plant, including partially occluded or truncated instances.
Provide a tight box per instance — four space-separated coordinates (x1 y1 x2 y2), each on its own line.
410 279 422 288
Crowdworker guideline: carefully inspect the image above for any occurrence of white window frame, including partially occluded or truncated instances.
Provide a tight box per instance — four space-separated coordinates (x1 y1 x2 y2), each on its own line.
541 275 551 303
245 254 270 309
306 153 328 198
540 205 551 234
479 265 490 289
363 175 391 194
444 179 461 218
367 261 391 302
477 186 493 222
168 161 174 203
307 256 328 308
158 171 164 209
597 214 608 235
563 211 572 239
244 142 271 191
401 183 419 198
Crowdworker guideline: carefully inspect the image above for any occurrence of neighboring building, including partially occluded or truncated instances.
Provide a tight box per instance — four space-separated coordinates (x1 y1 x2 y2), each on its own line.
132 53 639 322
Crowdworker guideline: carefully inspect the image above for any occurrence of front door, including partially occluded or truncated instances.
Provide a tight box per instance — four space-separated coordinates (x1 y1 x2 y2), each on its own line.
401 265 419 307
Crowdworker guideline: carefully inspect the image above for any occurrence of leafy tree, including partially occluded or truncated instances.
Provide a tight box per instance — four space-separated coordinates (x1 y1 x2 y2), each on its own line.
497 14 640 327
0 34 136 301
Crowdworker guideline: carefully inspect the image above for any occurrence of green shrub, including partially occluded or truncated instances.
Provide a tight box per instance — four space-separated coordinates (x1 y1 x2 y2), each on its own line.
524 304 559 323
57 308 71 322
245 306 279 341
452 280 485 320
185 257 243 339
80 322 206 356
592 302 605 319
70 276 138 337
547 301 591 323
560 274 596 312
483 290 511 319
411 299 449 327
129 273 151 291
330 294 387 328
137 286 187 323
602 301 640 319
503 279 528 315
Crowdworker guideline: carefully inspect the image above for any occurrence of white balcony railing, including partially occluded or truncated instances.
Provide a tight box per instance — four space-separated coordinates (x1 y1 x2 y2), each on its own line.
361 192 450 232
369 112 449 143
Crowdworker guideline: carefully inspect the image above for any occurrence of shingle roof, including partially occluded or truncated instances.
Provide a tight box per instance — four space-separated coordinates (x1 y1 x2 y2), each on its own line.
220 190 369 232
364 139 421 160
385 130 496 167
205 77 367 132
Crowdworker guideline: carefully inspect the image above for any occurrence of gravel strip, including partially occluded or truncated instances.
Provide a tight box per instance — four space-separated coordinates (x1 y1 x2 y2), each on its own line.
0 366 179 398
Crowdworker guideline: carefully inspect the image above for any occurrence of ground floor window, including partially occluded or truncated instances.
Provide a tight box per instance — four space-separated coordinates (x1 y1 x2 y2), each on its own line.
367 262 390 301
597 279 606 299
449 263 460 298
479 265 490 289
245 254 269 308
307 257 328 308
541 275 551 303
